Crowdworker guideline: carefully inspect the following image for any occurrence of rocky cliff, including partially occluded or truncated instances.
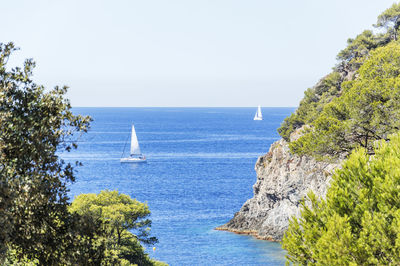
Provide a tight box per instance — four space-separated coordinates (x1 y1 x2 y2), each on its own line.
216 137 340 241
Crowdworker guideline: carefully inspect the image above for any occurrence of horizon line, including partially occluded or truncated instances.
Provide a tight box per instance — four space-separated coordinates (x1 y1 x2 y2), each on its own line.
71 106 298 108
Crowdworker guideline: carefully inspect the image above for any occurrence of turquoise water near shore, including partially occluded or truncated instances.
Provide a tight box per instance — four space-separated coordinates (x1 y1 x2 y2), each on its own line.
64 107 294 265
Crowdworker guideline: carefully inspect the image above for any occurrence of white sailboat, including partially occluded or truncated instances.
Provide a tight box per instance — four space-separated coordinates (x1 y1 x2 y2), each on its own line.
253 105 263 120
120 124 147 163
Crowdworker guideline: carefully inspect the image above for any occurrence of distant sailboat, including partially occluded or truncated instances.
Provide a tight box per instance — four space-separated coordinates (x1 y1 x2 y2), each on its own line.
120 124 147 163
253 105 263 120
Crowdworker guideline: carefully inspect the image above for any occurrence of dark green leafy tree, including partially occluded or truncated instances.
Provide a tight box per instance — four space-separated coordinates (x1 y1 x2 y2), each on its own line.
290 42 400 159
282 132 400 264
0 42 108 264
70 190 162 265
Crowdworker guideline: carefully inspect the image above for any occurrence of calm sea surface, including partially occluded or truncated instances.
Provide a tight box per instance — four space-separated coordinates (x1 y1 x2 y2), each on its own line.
64 107 295 265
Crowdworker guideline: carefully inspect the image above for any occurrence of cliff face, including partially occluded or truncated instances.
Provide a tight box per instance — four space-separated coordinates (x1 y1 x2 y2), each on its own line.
216 138 340 241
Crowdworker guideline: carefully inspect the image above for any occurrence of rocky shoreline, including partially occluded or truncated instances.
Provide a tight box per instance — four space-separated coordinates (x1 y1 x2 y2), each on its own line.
214 228 279 241
216 138 340 241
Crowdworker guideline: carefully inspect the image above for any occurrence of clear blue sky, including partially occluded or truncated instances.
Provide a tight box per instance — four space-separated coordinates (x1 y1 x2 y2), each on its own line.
2 0 396 107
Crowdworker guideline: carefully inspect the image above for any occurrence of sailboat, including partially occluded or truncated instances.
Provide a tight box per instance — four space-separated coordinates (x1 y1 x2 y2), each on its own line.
120 124 147 163
253 105 263 120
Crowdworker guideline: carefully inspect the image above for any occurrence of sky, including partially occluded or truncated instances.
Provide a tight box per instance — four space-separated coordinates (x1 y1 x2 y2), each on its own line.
1 0 397 107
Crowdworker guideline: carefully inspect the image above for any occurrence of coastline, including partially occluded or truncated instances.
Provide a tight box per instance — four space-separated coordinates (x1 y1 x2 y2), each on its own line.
216 138 340 242
214 227 280 242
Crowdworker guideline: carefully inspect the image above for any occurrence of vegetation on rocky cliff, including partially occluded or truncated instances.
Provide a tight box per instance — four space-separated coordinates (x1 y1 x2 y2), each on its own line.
290 42 400 159
283 132 400 265
282 3 400 264
278 3 400 146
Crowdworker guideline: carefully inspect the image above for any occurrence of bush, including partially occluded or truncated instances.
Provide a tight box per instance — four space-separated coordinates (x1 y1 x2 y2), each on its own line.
282 132 400 264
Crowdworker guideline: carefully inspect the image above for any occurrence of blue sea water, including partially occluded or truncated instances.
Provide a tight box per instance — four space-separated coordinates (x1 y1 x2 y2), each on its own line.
64 107 295 265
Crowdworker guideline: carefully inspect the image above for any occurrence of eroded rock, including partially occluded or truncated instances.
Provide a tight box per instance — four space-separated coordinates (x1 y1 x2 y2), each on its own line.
216 138 340 241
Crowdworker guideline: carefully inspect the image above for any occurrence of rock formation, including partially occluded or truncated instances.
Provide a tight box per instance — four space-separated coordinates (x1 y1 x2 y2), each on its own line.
216 136 340 241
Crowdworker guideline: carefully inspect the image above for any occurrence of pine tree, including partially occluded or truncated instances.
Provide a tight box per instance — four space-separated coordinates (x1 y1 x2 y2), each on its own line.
283 132 400 264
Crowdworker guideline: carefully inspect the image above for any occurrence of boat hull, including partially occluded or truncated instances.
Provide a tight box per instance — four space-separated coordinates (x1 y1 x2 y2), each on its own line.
120 157 147 163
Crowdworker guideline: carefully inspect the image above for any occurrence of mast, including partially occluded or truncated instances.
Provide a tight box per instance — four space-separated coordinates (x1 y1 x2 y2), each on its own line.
130 124 141 155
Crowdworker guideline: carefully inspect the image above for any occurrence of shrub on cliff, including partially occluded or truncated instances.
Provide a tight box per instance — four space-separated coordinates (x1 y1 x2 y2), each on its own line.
282 132 400 265
290 41 400 159
375 2 400 41
278 3 399 142
278 72 342 141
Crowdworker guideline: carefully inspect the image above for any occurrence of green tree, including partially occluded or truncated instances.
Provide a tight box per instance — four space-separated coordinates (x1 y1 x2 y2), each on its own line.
290 41 400 159
282 132 400 265
336 30 388 73
0 42 104 264
375 2 400 40
278 71 342 141
70 190 160 265
277 3 399 142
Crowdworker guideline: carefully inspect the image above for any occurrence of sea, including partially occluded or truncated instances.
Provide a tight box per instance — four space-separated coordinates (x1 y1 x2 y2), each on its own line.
63 107 295 265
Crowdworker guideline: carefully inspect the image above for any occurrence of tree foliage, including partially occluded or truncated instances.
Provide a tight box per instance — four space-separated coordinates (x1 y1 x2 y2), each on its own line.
278 72 342 141
0 42 104 264
282 132 400 264
375 2 400 40
70 190 162 266
336 30 389 72
290 42 400 159
278 4 398 142
0 43 164 265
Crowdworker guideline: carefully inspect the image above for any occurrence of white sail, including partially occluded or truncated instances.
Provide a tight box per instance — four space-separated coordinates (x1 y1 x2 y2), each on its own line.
120 124 146 163
254 105 263 120
130 124 141 155
257 105 262 119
